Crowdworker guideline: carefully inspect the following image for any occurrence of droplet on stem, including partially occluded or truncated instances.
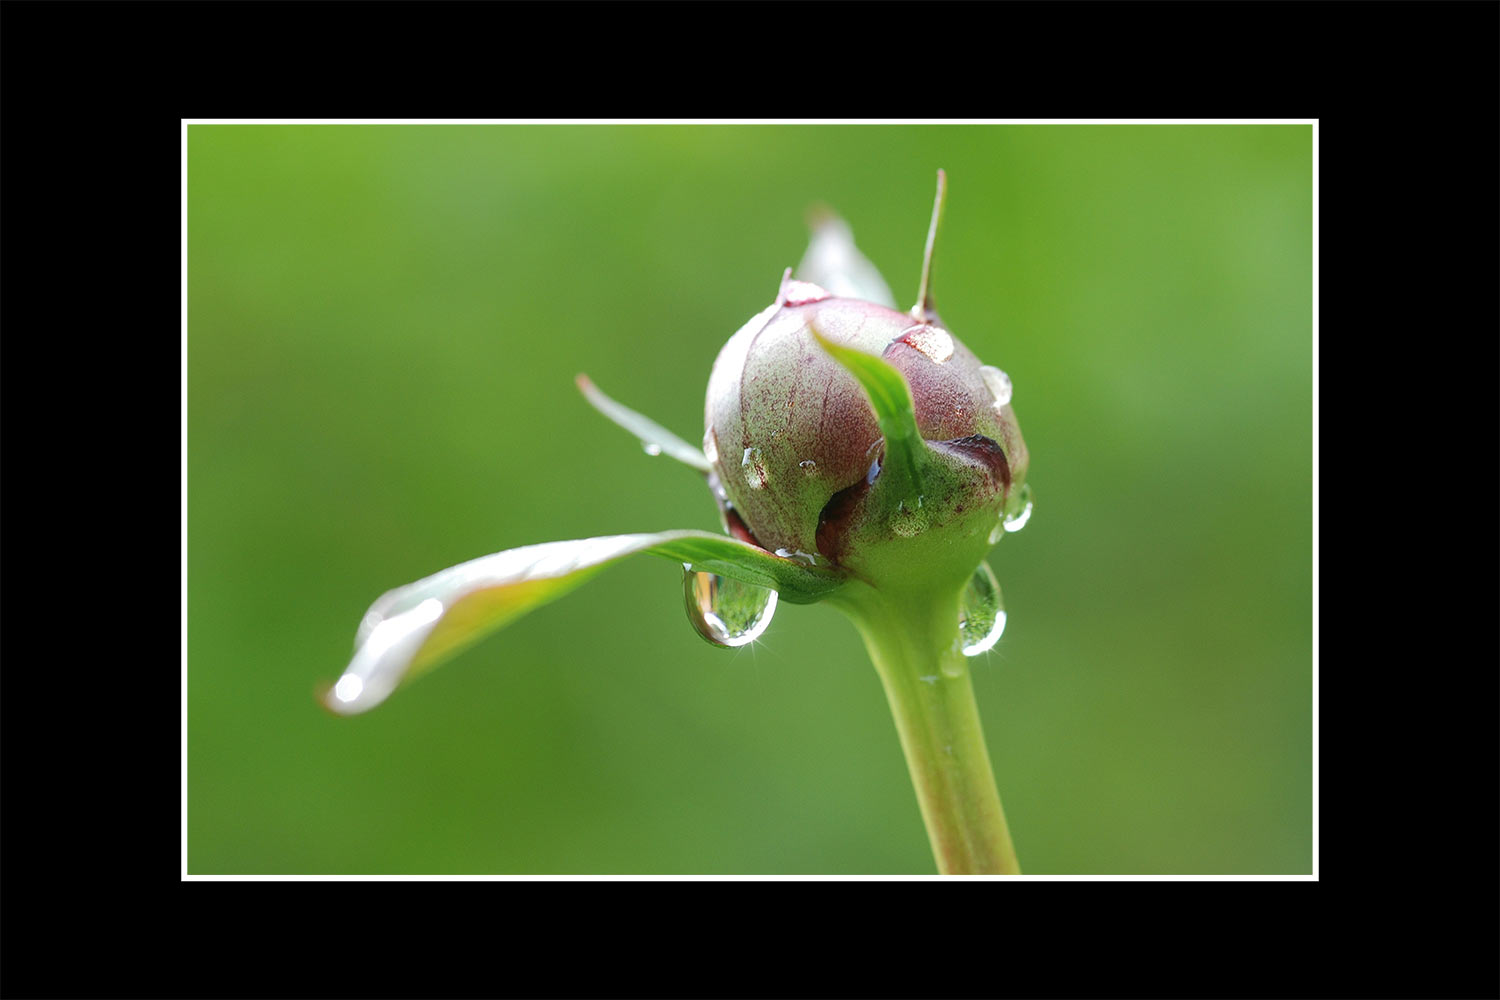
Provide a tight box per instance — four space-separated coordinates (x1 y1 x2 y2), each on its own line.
682 565 778 647
959 561 1006 656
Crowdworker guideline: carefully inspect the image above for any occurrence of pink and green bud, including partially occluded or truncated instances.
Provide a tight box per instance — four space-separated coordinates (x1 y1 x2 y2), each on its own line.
703 275 1028 591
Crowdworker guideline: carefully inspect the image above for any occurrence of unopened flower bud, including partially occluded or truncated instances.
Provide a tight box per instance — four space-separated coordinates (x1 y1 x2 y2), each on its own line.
704 279 1028 590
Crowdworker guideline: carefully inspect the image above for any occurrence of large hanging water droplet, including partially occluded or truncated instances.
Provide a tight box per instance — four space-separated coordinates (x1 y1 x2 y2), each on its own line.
682 565 778 647
959 561 1006 656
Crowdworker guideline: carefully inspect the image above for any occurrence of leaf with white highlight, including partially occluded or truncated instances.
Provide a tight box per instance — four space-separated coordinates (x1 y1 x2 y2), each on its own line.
326 530 845 716
576 374 711 472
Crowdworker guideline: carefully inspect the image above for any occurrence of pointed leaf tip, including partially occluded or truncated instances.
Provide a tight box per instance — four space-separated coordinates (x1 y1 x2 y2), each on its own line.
576 373 711 472
809 325 927 497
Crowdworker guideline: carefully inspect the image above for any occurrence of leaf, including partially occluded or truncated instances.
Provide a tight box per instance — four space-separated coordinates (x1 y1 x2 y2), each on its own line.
576 374 711 473
326 530 845 716
794 207 897 308
808 325 926 497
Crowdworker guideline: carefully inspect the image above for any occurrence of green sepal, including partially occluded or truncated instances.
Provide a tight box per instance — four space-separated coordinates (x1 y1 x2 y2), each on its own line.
808 325 926 498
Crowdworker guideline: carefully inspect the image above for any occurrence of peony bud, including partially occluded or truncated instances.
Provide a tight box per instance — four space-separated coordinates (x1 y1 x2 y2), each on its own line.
703 185 1029 595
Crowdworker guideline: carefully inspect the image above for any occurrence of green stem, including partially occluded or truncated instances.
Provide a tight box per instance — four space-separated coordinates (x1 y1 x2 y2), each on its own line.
832 583 1020 874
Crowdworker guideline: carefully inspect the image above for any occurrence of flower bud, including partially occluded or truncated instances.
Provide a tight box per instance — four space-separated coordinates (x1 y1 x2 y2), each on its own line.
704 281 1028 589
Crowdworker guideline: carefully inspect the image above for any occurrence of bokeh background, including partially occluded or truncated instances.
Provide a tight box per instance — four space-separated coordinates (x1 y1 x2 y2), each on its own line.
187 124 1312 875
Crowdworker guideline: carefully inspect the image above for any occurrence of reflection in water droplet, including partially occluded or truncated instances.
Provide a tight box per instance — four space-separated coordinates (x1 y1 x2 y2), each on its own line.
979 365 1013 409
742 447 768 489
1004 482 1033 534
682 565 778 647
959 561 1006 656
774 547 820 567
898 324 955 363
642 442 662 456
799 459 818 476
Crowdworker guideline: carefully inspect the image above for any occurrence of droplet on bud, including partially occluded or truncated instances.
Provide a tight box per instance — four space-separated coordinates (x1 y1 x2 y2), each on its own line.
682 565 778 647
703 431 719 466
782 280 832 306
798 459 818 476
897 324 955 364
742 447 769 489
959 561 1006 656
979 365 1013 409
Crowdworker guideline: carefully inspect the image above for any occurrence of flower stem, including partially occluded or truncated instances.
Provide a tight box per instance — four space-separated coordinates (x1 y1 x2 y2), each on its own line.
832 583 1020 874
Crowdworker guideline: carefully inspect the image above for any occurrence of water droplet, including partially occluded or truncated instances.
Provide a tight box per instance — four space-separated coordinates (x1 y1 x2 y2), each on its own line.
703 431 719 466
799 459 818 476
898 324 954 363
773 547 820 567
642 442 662 456
979 365 1013 409
959 561 1006 656
1003 483 1033 534
742 447 768 489
988 521 1005 546
782 280 831 306
682 565 778 647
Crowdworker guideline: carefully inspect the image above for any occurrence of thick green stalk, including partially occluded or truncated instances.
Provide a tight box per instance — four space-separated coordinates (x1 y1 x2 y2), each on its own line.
832 584 1020 875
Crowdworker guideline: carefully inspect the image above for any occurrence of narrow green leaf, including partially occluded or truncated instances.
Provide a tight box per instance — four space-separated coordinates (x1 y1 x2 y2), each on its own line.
576 374 711 472
327 530 845 716
808 325 926 496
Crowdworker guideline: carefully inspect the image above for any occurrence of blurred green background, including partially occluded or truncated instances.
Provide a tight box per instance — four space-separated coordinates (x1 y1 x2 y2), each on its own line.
187 124 1312 875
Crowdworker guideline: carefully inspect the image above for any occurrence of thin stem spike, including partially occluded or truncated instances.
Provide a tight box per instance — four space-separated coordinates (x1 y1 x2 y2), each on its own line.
912 168 948 323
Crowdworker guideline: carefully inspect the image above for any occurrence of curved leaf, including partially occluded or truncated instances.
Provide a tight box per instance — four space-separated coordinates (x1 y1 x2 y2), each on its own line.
326 530 846 716
576 374 711 473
